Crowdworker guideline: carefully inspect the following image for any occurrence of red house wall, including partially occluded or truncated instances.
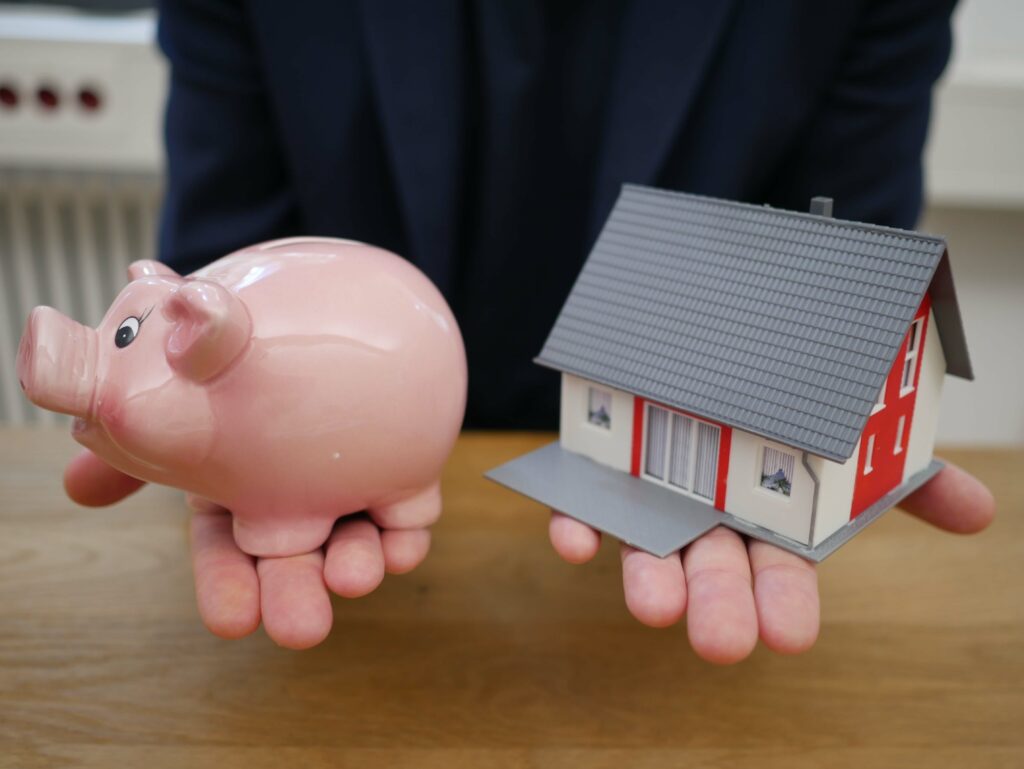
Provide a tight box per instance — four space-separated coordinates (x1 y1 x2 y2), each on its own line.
850 294 932 518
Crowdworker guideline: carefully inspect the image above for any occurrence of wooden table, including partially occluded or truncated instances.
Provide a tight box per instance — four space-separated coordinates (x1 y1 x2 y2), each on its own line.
1 429 1021 768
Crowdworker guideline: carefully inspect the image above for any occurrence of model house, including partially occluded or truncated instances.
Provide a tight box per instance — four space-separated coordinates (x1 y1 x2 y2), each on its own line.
488 185 971 561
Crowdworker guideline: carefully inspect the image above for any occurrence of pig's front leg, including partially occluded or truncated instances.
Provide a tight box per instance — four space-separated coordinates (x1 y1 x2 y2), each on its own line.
231 509 337 559
63 448 147 506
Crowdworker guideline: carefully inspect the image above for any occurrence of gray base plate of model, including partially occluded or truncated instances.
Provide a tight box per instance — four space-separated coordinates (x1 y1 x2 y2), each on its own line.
485 442 943 562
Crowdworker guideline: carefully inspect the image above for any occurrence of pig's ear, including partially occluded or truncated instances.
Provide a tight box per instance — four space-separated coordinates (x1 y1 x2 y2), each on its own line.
128 260 179 281
163 280 251 382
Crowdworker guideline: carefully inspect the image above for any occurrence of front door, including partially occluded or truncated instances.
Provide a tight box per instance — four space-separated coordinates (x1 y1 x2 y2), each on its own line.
643 403 720 501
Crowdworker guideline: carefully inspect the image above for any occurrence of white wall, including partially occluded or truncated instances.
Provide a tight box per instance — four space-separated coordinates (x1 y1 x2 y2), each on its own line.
807 450 857 547
558 374 633 473
723 433 814 546
904 309 947 478
919 207 1024 447
927 0 1024 207
923 0 1024 447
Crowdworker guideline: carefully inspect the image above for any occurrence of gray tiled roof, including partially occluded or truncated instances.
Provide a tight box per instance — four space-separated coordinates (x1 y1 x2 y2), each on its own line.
537 185 972 462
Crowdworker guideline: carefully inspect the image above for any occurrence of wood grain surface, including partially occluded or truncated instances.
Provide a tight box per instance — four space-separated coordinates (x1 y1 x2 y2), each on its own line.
0 429 1021 768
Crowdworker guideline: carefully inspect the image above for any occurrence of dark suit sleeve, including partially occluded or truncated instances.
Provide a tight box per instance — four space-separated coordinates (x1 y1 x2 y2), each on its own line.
763 0 956 229
156 0 298 274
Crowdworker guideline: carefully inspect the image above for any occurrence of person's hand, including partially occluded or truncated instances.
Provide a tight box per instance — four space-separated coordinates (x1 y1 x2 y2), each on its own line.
548 462 995 664
63 448 432 649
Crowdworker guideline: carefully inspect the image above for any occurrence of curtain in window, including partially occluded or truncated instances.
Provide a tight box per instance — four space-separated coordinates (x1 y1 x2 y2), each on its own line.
645 405 668 479
693 422 720 499
668 413 692 489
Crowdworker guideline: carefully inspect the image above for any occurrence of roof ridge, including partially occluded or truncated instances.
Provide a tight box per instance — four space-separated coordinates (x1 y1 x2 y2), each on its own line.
620 183 948 248
612 198 944 261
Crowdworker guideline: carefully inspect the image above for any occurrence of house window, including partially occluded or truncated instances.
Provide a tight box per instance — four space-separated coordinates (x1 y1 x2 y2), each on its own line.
871 383 886 414
587 387 612 429
894 415 906 455
643 404 720 500
900 319 923 394
864 434 876 474
760 447 795 497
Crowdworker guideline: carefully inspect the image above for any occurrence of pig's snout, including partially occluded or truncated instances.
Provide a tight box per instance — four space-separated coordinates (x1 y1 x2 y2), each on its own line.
17 307 98 418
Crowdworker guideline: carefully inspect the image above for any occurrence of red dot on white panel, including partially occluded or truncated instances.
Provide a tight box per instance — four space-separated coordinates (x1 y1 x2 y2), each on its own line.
0 83 17 109
78 86 102 113
37 85 59 110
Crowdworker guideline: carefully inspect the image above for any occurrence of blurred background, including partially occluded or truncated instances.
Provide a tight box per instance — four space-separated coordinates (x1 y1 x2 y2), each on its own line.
1 0 1022 446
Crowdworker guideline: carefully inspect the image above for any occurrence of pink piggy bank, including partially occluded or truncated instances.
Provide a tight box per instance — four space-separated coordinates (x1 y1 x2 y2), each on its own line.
17 237 467 557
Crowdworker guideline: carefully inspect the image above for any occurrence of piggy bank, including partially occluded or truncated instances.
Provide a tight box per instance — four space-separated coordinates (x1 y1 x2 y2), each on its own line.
16 237 467 557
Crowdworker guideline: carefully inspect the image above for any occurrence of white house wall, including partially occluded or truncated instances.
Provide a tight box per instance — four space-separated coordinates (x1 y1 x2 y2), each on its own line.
904 309 947 481
559 373 633 473
808 450 859 547
724 432 815 546
558 353 944 551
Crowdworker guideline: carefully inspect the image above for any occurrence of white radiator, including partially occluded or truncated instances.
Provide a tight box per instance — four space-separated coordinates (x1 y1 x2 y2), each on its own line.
0 5 165 424
0 170 161 424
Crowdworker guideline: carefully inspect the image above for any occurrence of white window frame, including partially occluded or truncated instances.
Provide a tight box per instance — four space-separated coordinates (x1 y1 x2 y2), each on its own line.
757 445 797 498
900 319 923 396
586 387 612 430
863 433 876 475
894 415 906 455
871 383 886 414
641 403 720 502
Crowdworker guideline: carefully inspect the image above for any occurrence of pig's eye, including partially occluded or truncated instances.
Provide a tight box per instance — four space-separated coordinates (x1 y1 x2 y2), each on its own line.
115 316 141 348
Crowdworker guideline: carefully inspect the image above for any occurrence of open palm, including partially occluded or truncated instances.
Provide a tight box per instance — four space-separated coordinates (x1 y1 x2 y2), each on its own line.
63 448 993 657
63 449 434 649
549 462 995 663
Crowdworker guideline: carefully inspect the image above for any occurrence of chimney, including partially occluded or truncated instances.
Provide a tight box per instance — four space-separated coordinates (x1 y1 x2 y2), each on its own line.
810 196 833 217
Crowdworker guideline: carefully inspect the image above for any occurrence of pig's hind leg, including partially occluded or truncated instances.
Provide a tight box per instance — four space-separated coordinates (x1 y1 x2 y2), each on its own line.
365 483 438 575
367 481 442 531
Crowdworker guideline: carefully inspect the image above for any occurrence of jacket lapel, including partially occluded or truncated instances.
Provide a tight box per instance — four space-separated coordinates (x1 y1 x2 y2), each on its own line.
589 0 739 239
358 0 465 295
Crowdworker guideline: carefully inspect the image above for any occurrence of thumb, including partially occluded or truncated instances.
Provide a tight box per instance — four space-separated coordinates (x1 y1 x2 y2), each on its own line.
64 448 146 506
899 461 995 534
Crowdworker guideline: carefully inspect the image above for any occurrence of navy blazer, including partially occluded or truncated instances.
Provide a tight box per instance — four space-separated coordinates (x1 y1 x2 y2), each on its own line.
158 0 956 428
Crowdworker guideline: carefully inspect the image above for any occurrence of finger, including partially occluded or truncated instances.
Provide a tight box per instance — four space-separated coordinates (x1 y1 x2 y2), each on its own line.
257 551 333 650
185 493 227 516
900 462 995 534
190 511 261 640
324 516 386 598
619 544 687 628
549 511 602 564
748 541 819 655
682 527 758 665
63 448 146 507
380 528 431 574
